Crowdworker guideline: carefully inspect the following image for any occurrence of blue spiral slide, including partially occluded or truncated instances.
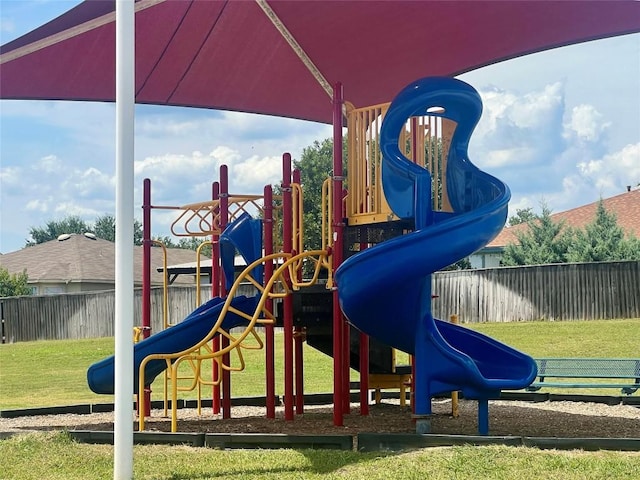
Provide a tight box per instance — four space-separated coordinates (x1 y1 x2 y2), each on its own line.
87 213 263 395
335 77 537 435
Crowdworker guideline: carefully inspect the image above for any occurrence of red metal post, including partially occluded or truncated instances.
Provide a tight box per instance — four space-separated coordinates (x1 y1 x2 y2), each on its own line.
282 153 295 420
342 311 350 414
293 168 305 414
138 178 153 417
341 188 351 414
332 82 345 426
219 165 231 419
263 184 276 418
211 181 221 414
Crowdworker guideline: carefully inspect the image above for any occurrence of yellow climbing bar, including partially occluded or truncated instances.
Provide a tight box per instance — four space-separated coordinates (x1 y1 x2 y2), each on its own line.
138 248 331 432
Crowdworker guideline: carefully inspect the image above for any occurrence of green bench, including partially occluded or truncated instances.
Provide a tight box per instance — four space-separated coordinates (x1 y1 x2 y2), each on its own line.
526 358 640 395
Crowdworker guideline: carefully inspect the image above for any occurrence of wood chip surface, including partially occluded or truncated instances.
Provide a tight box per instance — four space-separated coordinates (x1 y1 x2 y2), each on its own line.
2 399 638 438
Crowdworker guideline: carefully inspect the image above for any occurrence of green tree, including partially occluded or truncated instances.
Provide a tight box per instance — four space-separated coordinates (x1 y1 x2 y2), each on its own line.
151 235 177 247
507 207 537 227
27 214 144 246
92 214 144 245
292 137 347 252
0 267 30 297
622 235 640 259
441 257 471 271
27 216 89 245
565 200 640 262
149 235 212 257
501 204 572 266
177 236 213 257
92 214 117 242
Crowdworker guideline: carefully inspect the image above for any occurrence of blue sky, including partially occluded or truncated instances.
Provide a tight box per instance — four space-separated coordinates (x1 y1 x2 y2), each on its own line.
1 1 639 253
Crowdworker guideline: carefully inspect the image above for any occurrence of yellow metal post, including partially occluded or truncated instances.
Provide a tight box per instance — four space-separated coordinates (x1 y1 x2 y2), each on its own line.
450 314 460 418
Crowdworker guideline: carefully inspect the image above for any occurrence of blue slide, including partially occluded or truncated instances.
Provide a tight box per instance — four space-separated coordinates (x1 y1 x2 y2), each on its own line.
335 77 537 434
88 212 264 395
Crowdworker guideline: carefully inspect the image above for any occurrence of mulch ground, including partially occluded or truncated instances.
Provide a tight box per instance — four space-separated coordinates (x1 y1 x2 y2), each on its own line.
4 399 637 439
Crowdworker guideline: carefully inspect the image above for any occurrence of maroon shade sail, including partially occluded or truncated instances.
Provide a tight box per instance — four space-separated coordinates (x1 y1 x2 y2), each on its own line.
1 0 639 124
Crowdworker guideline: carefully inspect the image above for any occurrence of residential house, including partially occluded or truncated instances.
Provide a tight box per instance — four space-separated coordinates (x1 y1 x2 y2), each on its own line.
470 188 640 268
0 233 210 295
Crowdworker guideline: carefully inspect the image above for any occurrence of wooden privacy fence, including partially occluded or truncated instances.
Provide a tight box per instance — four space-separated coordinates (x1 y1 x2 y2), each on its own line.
1 284 258 344
1 261 638 342
432 260 640 322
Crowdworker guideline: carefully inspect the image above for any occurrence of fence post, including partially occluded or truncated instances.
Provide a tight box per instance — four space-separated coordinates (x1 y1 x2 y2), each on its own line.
1 300 5 344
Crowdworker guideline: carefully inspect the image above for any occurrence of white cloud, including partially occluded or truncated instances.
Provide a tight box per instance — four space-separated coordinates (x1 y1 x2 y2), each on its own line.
472 83 565 172
134 150 222 179
231 155 282 192
136 117 202 137
482 147 537 169
470 84 567 202
477 83 564 134
533 142 639 213
0 166 22 189
25 198 49 212
220 111 312 139
468 80 639 217
126 143 293 237
53 202 101 217
564 104 611 143
577 143 640 191
37 154 62 173
209 145 243 167
133 143 287 205
506 194 538 219
133 150 226 209
73 167 115 198
509 83 565 130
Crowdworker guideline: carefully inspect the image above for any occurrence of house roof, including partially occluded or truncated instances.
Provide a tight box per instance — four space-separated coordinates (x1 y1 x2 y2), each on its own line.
487 188 640 248
0 233 209 286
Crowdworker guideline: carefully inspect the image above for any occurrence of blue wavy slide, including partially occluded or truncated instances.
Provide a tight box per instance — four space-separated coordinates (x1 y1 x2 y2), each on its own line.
335 77 537 435
87 213 263 395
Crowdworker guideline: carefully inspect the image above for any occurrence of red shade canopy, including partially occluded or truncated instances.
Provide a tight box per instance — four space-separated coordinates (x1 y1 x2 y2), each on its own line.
1 0 639 124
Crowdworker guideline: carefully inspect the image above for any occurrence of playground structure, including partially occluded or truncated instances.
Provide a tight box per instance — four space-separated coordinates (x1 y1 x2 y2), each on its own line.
88 77 537 435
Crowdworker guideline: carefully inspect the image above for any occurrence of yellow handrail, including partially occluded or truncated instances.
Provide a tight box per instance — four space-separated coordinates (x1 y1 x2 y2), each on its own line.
138 249 330 431
195 239 214 306
291 182 304 278
171 200 220 237
170 195 273 237
321 177 334 287
292 183 304 254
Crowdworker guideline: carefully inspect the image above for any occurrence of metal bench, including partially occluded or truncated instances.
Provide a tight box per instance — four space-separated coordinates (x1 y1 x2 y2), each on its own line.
526 358 640 395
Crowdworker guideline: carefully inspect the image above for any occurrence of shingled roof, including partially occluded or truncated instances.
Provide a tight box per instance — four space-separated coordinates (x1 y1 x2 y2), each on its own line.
488 188 640 248
0 233 209 286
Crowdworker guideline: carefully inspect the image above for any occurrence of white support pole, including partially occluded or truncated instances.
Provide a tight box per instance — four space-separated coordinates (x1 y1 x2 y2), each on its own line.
114 1 135 479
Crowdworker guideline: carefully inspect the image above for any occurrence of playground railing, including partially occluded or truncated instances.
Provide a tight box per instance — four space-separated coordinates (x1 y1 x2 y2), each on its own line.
138 249 331 432
169 194 279 237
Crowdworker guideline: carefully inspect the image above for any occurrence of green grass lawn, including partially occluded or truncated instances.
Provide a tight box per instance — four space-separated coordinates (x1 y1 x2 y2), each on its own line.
1 319 638 410
467 318 640 358
1 321 639 480
0 332 341 410
1 431 639 480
